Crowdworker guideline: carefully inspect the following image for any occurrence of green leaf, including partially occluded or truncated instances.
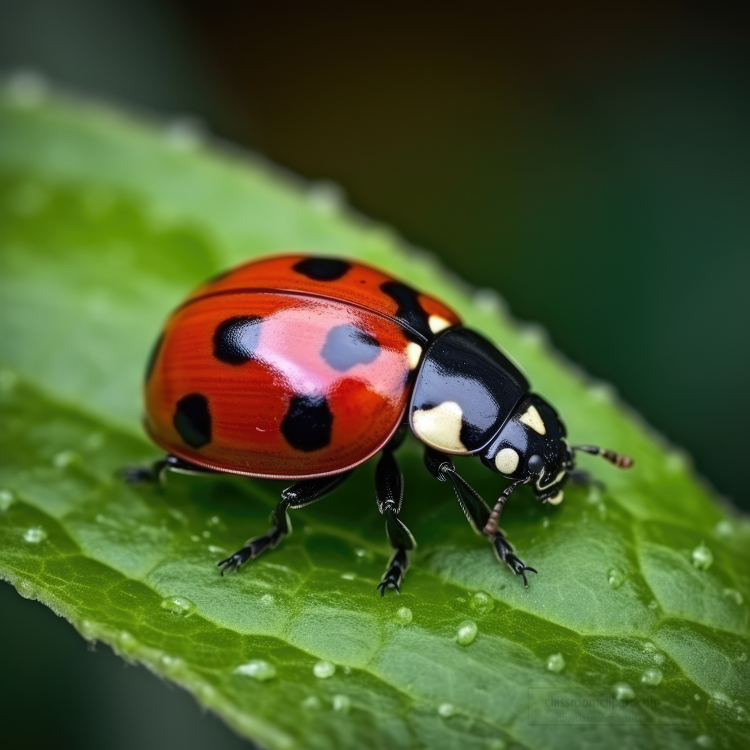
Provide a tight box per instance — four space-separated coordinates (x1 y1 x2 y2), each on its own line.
1 83 749 750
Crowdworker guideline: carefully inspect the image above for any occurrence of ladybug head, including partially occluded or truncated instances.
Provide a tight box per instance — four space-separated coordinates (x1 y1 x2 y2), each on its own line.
479 395 574 505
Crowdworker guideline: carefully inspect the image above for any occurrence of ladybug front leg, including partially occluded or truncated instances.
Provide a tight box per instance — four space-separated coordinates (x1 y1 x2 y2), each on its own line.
423 447 537 586
218 471 352 575
375 447 416 595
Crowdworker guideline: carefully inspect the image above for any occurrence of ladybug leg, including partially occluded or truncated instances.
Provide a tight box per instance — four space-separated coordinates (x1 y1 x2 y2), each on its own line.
375 444 416 596
120 454 217 484
217 471 352 575
423 447 538 587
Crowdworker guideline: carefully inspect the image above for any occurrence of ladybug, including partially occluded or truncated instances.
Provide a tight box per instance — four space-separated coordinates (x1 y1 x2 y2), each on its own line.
132 254 633 594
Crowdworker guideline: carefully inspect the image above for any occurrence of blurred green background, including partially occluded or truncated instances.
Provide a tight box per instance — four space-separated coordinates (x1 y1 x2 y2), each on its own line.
1 1 748 748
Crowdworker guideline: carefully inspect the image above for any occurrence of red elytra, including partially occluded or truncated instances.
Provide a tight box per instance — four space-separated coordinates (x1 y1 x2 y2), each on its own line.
143 254 460 479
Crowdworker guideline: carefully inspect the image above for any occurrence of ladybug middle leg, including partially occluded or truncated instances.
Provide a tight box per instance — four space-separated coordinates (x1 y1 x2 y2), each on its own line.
375 430 416 596
217 471 352 575
423 447 537 586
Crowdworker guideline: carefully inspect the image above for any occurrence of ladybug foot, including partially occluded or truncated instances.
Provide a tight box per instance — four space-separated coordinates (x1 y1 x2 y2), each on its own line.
377 548 409 596
217 529 284 575
491 534 537 587
119 466 158 485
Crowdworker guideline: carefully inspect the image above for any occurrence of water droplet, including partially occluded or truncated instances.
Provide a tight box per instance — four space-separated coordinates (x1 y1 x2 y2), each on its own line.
160 596 196 616
4 70 48 107
340 572 356 580
653 652 665 665
520 324 548 347
53 450 79 468
396 607 413 624
207 545 226 555
354 547 368 558
456 620 478 646
470 591 494 614
692 542 713 570
714 520 733 538
116 630 138 654
695 735 714 748
23 526 47 543
190 534 201 542
473 288 507 315
438 703 456 718
15 579 35 599
612 682 635 701
665 451 689 473
542 517 550 529
161 655 187 673
207 515 222 526
78 619 97 640
313 660 336 678
723 588 743 605
648 600 660 610
168 508 188 525
546 653 565 673
308 180 345 213
201 530 211 539
607 568 625 589
694 693 701 701
342 666 351 675
234 659 276 681
589 382 616 402
164 117 204 151
332 694 351 713
302 696 322 710
0 489 15 511
260 594 275 605
641 668 663 686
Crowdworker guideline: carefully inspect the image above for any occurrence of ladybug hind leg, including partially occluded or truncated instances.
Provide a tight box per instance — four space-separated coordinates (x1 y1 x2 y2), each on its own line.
218 471 352 575
119 454 218 484
423 447 537 587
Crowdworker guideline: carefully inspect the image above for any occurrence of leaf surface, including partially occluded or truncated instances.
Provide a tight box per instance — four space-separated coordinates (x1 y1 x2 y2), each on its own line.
1 86 749 750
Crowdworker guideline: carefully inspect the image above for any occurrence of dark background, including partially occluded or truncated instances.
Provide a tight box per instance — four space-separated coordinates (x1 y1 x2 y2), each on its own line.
1 1 748 748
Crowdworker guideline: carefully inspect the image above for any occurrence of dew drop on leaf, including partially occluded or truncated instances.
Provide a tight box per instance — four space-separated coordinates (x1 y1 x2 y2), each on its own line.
163 117 204 152
332 695 351 713
695 736 714 748
396 607 412 624
340 572 356 580
723 588 743 605
234 659 277 681
302 696 322 710
313 660 336 678
161 654 187 674
456 620 478 646
641 668 663 686
116 630 138 654
714 520 733 538
613 682 635 701
546 653 565 673
53 450 79 469
160 596 196 616
438 703 456 718
23 526 47 543
692 542 713 570
261 594 275 605
607 568 625 589
0 489 15 511
15 579 35 599
470 591 494 614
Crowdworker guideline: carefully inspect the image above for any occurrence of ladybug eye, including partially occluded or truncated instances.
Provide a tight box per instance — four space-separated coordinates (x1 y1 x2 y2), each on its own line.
527 454 544 475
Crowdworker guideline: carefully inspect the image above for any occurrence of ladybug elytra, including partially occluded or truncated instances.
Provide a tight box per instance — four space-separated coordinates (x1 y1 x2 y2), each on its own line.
132 254 632 593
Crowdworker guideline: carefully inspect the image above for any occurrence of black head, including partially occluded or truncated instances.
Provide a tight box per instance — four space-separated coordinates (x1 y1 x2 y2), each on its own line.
479 394 574 504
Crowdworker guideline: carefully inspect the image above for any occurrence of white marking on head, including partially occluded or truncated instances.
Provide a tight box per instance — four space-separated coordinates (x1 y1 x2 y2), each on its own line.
405 342 423 370
428 315 451 334
412 401 467 453
495 447 520 475
546 490 564 505
519 404 546 435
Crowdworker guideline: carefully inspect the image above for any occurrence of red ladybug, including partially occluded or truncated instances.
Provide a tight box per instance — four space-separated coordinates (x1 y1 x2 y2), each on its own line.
134 254 632 593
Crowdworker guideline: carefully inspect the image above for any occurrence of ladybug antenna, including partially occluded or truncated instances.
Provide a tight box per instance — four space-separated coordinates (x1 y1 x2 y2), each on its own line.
573 445 634 469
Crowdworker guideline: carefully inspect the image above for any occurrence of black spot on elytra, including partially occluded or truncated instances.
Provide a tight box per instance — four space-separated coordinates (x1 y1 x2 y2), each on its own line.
380 281 431 340
321 324 380 372
144 332 165 383
293 257 350 281
173 394 212 448
213 316 262 364
281 394 333 451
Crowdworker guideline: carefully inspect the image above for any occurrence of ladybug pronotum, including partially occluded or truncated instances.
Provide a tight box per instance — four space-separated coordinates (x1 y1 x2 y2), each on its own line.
132 254 632 593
